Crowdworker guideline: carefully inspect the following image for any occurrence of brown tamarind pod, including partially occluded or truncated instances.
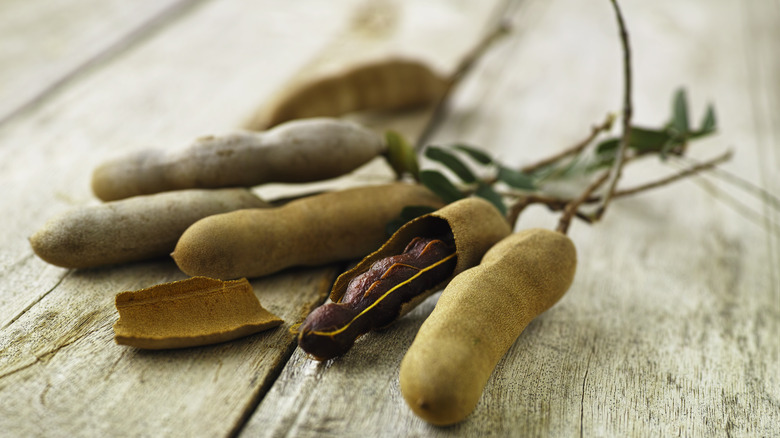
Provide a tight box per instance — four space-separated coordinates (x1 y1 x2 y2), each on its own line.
248 59 449 130
172 183 444 280
29 188 268 269
399 229 577 425
297 197 511 360
92 118 385 201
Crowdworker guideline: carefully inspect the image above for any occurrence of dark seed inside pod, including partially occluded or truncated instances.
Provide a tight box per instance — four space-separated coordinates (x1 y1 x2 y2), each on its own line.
297 235 456 360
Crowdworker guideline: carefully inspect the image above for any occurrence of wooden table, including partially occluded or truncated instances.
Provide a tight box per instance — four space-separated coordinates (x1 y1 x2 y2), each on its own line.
1 1 778 436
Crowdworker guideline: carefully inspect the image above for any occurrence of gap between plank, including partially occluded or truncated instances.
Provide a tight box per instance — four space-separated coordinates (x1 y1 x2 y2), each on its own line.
0 0 210 129
1 269 72 331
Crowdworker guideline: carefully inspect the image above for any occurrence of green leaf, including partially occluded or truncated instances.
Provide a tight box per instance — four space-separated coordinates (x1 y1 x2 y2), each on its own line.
425 146 477 183
451 144 493 165
384 131 419 179
385 205 439 235
596 127 675 156
474 184 507 215
699 104 717 134
419 170 464 203
497 166 535 190
671 88 690 134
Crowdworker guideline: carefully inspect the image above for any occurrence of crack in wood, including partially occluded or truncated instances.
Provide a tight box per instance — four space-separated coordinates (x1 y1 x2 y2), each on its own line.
1 270 72 331
579 346 593 438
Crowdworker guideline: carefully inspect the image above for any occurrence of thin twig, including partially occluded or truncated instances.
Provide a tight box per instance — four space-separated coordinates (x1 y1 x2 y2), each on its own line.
508 151 731 230
591 0 632 221
556 171 611 234
676 155 780 212
520 113 615 174
613 151 733 198
415 20 512 150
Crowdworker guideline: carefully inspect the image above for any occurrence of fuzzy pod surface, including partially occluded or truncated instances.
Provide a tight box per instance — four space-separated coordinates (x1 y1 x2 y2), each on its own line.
92 118 385 201
399 228 577 426
295 197 511 361
172 183 444 280
250 59 449 130
29 188 268 269
330 197 512 318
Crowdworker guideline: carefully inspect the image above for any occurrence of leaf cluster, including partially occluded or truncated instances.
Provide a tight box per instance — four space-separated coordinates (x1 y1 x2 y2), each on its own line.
384 88 719 231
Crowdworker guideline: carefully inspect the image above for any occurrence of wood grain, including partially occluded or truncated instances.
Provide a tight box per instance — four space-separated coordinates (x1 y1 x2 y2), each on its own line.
0 0 503 436
0 0 199 125
243 0 780 436
1 0 778 437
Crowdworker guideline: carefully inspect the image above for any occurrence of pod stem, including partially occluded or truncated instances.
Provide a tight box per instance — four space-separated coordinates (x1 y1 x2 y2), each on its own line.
554 0 633 234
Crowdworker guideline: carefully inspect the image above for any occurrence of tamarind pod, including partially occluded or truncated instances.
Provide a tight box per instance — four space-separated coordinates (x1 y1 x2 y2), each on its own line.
250 59 449 130
91 118 385 201
399 229 577 426
29 189 268 269
297 238 456 361
330 197 512 319
171 183 444 280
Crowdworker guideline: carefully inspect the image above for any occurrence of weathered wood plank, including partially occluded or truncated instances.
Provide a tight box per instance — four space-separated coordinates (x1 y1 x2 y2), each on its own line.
0 0 196 125
0 0 503 436
0 0 360 436
243 0 780 436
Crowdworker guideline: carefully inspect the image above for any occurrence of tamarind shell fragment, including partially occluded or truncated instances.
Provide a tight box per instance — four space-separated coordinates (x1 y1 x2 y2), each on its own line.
399 229 577 426
113 276 283 350
92 118 385 201
330 197 512 318
29 188 268 269
172 183 444 280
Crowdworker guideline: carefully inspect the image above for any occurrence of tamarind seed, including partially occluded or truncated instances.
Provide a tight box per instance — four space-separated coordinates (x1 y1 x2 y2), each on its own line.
297 237 456 361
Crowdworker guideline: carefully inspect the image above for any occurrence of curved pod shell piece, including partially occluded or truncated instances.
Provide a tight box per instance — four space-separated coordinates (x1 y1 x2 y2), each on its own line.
29 188 268 269
399 228 577 426
172 183 444 280
92 118 385 201
329 197 512 318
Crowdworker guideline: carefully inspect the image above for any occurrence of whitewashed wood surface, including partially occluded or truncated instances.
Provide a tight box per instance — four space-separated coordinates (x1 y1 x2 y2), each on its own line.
1 1 778 437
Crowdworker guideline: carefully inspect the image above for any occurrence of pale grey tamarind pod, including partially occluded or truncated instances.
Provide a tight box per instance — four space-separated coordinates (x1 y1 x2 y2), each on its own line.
91 118 386 201
400 228 577 426
29 188 269 269
172 183 445 280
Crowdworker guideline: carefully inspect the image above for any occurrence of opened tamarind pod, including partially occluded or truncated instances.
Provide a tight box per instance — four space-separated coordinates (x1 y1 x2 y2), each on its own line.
400 228 577 426
29 188 268 269
247 59 449 130
172 183 444 280
92 118 385 201
297 197 511 361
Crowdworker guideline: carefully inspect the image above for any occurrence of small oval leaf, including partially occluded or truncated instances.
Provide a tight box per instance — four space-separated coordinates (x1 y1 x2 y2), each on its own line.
451 144 493 165
474 184 507 216
419 170 464 204
671 88 690 134
497 166 535 190
425 146 477 183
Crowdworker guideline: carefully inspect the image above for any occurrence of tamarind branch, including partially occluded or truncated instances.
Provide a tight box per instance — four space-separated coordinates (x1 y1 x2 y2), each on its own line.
520 113 615 174
592 0 633 222
612 151 732 198
507 151 732 231
556 170 611 234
